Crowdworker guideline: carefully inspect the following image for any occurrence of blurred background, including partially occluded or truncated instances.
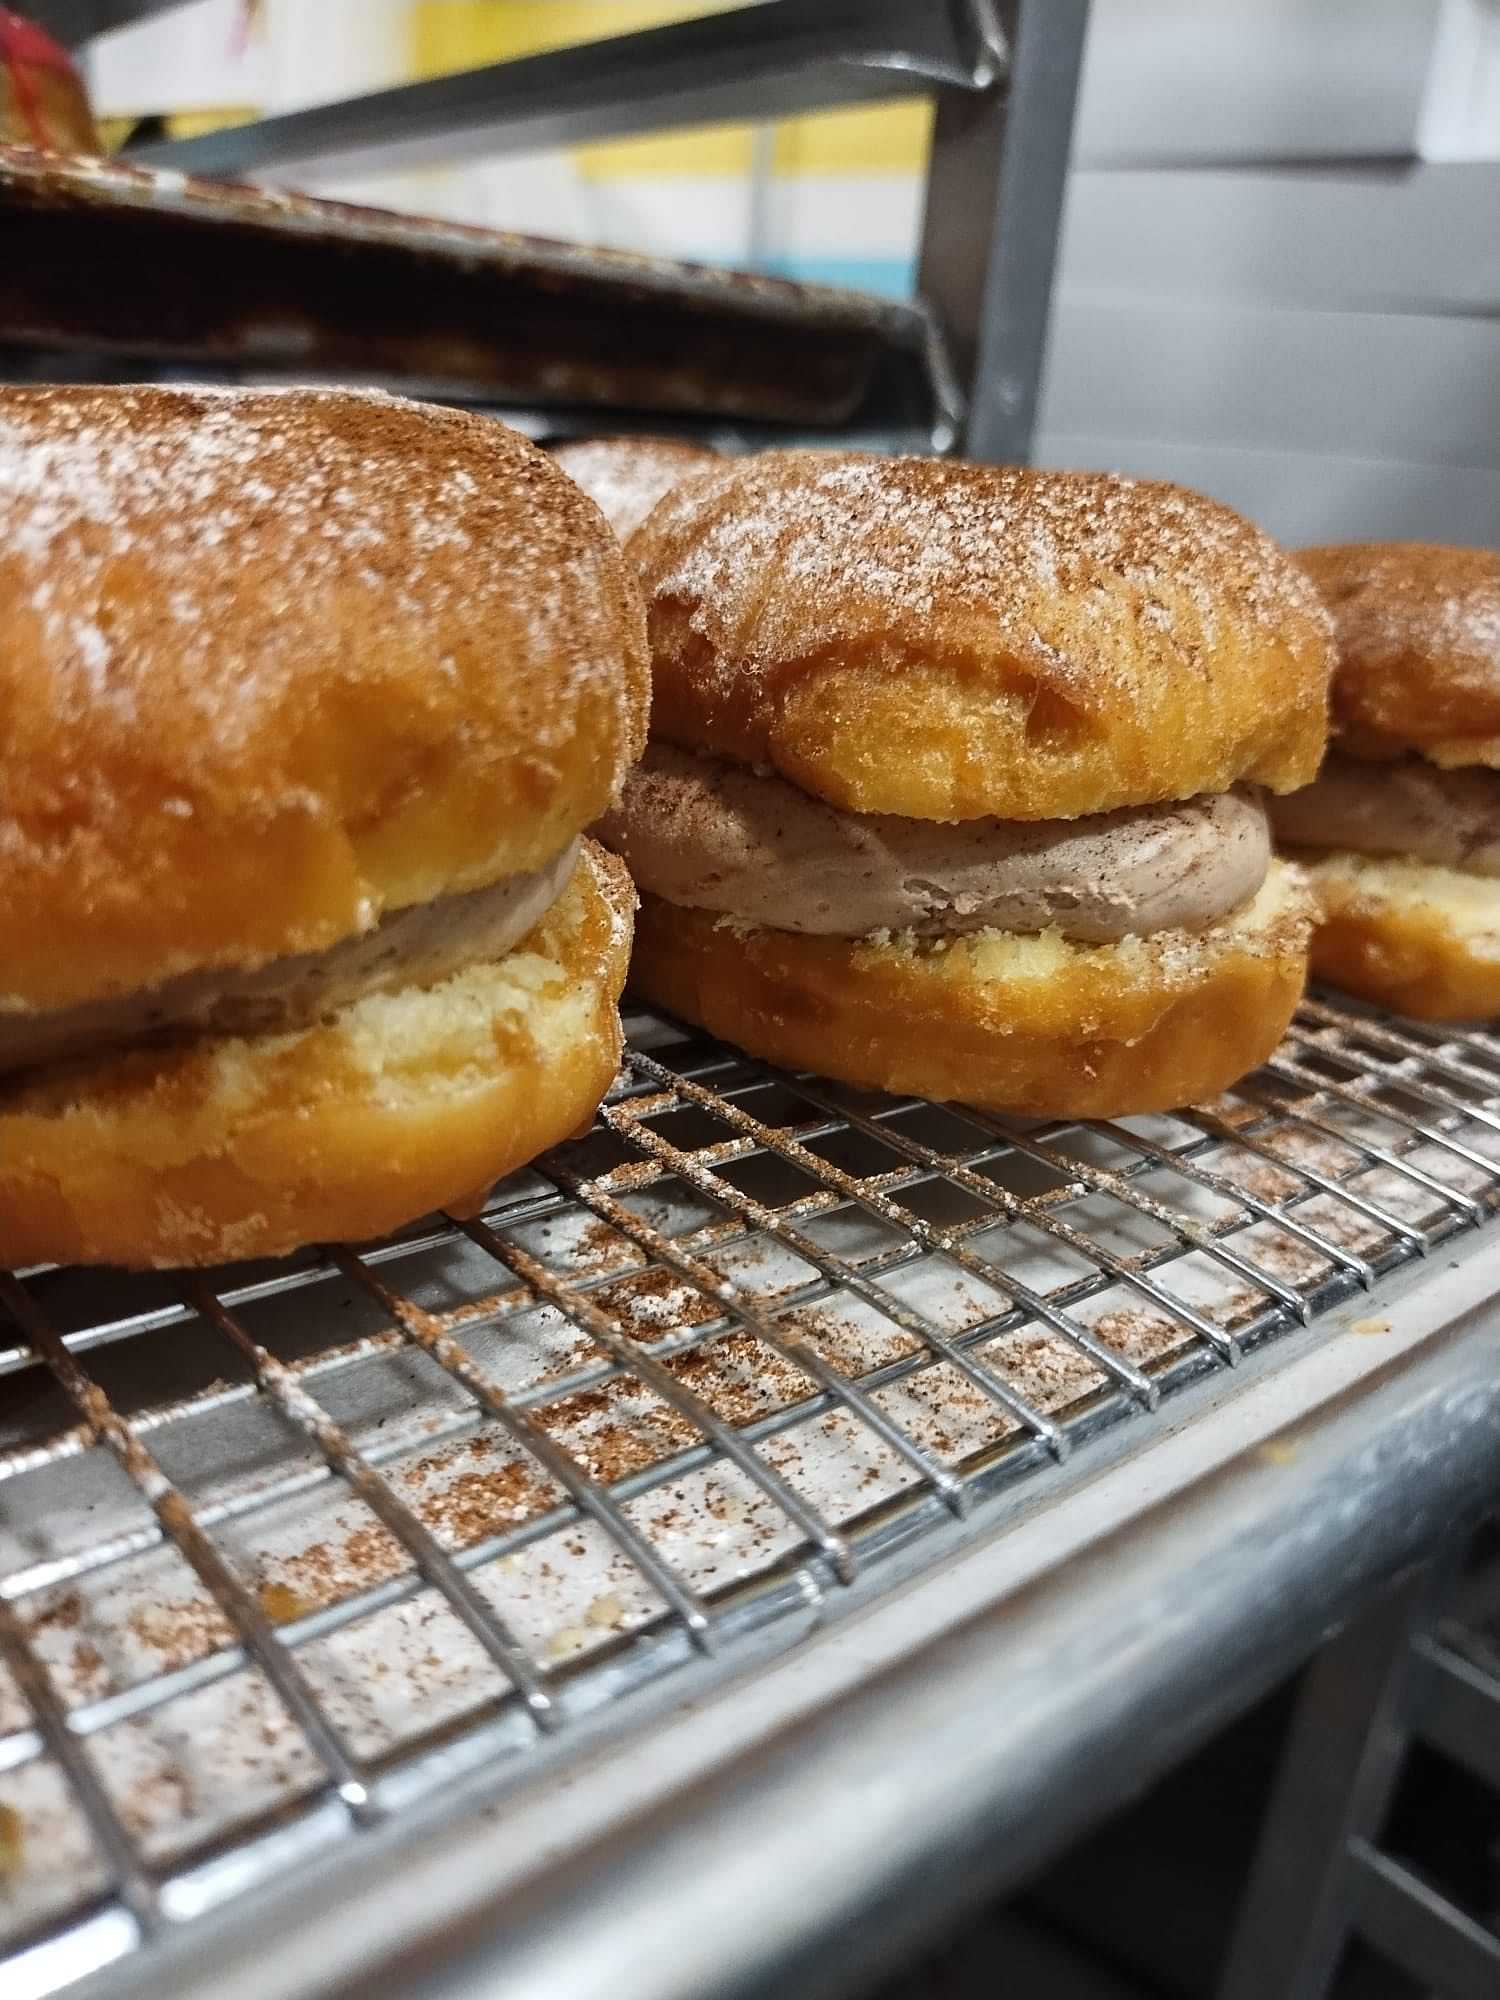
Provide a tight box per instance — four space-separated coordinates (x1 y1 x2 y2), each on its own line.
75 0 1500 545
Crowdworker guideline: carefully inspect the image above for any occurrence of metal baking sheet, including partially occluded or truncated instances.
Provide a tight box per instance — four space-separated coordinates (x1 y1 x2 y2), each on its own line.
0 143 955 437
2 991 1500 1997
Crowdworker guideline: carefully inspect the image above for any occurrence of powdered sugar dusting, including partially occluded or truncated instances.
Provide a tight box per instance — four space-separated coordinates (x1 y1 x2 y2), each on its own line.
1299 542 1500 758
630 450 1332 820
639 452 1328 681
552 435 723 541
0 384 636 755
590 842 638 975
0 385 647 1013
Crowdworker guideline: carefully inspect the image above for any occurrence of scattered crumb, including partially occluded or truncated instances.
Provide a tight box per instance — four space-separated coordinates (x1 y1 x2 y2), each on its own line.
26 1592 82 1634
70 1641 107 1694
258 1521 409 1615
1087 1308 1189 1369
129 1598 236 1674
546 1626 589 1660
0 1804 21 1878
401 1445 556 1550
593 1266 719 1339
1 989 1462 1937
258 1582 313 1624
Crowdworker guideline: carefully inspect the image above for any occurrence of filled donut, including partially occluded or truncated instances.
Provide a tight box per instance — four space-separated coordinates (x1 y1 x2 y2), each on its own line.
599 451 1332 1116
0 385 646 1266
1270 543 1500 1019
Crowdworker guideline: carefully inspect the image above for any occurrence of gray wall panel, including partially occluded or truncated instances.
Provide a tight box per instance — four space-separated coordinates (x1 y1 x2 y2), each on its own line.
1040 299 1500 470
1055 163 1500 314
1074 0 1440 165
1034 432 1500 546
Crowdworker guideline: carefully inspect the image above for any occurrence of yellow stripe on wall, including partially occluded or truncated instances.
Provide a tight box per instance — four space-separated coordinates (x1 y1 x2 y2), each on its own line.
101 106 261 153
409 2 742 76
410 1 751 173
408 1 931 178
772 99 930 176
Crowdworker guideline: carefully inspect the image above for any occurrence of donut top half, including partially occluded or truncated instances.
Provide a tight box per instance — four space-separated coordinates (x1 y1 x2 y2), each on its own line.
0 384 649 1067
600 449 1333 947
1270 542 1500 879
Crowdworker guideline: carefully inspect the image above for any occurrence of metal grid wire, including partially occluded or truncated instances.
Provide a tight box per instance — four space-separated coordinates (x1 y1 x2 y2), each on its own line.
3 992 1500 1993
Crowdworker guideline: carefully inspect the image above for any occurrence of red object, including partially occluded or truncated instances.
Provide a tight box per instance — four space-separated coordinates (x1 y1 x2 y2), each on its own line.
0 10 74 73
0 10 98 150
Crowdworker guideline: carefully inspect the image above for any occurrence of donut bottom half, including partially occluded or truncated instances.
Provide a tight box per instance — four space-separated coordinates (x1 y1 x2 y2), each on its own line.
630 861 1311 1118
1296 850 1500 1022
0 843 632 1271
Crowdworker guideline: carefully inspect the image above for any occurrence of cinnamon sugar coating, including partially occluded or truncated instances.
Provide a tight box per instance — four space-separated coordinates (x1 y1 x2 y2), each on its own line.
552 434 722 540
0 385 648 1012
1298 542 1500 768
629 451 1332 822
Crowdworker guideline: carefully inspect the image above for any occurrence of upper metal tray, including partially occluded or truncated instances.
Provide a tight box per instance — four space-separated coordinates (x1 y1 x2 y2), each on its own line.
0 144 955 438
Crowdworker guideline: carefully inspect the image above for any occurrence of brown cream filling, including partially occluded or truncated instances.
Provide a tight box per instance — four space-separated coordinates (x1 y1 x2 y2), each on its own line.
0 841 580 1077
595 746 1270 943
1268 753 1500 877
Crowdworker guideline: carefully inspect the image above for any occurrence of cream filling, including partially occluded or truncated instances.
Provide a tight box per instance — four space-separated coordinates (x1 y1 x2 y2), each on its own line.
1269 753 1500 878
0 841 580 1077
595 746 1270 944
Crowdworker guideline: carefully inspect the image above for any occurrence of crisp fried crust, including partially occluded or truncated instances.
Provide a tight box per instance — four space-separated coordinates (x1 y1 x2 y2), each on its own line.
629 861 1311 1117
1298 849 1500 1020
0 386 648 1012
0 844 634 1269
629 452 1331 821
1298 541 1500 768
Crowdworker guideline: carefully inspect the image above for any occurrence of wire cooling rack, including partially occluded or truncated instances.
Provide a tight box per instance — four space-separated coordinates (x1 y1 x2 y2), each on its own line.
3 993 1500 1996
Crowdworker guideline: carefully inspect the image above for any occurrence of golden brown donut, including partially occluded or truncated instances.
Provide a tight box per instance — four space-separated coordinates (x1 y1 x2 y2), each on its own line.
552 434 723 541
630 863 1312 1119
1298 543 1500 768
1297 853 1500 1022
0 385 648 1014
0 843 632 1270
1281 542 1500 1018
609 454 1329 1113
628 451 1332 822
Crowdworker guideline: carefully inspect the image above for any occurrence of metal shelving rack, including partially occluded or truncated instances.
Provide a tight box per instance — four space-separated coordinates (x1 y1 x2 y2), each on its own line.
1222 1526 1500 1998
28 0 1091 463
5 6 1500 1999
2 999 1500 2000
